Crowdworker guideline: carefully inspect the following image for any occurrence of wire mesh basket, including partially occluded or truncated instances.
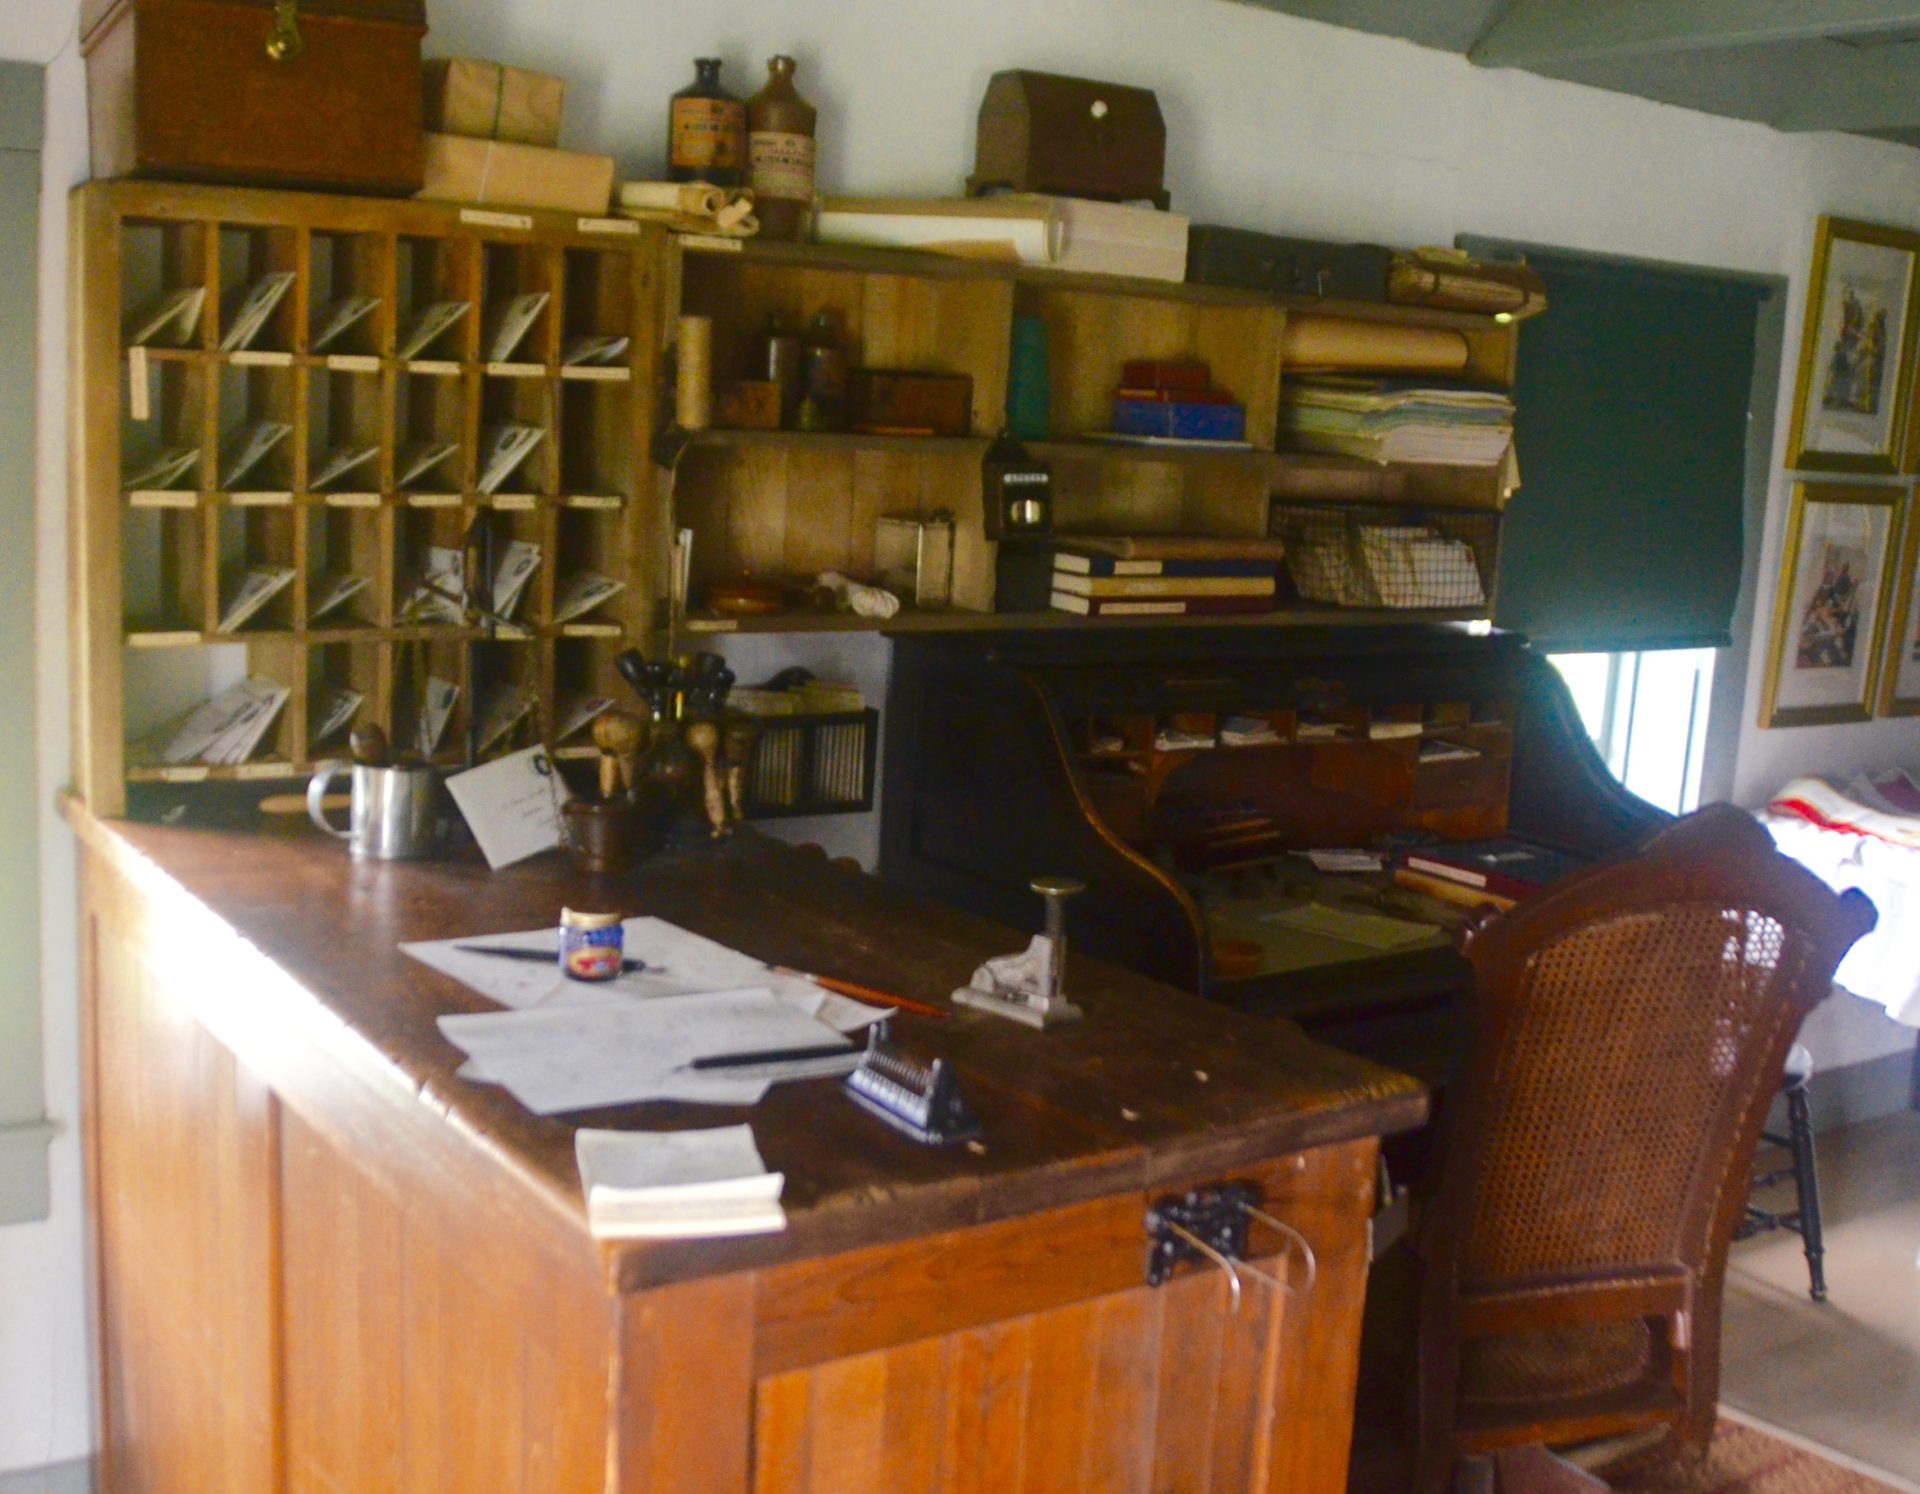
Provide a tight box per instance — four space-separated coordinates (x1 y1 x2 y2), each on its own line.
1269 501 1499 610
742 708 879 819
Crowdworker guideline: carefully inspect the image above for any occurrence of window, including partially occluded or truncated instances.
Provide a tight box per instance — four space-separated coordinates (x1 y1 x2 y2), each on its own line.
1551 649 1716 815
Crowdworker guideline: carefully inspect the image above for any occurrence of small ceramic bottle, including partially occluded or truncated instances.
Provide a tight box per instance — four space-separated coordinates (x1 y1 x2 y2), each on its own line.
747 55 817 241
667 58 746 187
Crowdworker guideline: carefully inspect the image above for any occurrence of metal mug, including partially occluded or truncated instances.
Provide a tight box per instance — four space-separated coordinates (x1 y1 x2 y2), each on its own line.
306 761 442 860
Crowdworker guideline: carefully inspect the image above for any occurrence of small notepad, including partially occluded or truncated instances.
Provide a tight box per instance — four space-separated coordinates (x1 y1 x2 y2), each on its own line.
575 1125 785 1240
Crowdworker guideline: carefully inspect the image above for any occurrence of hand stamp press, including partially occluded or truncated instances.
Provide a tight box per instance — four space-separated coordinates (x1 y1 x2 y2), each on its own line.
952 875 1086 1027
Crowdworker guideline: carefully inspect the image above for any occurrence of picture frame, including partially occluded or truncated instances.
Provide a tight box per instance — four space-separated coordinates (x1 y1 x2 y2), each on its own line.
1759 481 1904 727
1876 495 1920 716
1784 216 1920 475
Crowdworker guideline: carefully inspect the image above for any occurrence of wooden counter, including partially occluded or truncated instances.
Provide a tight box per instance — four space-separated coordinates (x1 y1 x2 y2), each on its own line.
68 799 1425 1492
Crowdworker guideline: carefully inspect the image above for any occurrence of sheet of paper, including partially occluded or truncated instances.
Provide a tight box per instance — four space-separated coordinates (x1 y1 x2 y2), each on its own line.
443 746 569 868
1263 901 1440 950
436 987 856 1113
401 916 886 1031
1296 848 1386 874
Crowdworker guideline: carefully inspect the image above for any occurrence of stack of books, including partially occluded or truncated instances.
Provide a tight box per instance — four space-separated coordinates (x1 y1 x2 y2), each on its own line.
1392 838 1586 910
1278 377 1514 466
1047 535 1285 617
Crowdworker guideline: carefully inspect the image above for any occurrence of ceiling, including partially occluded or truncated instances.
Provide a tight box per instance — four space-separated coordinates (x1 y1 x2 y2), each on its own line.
1230 0 1920 148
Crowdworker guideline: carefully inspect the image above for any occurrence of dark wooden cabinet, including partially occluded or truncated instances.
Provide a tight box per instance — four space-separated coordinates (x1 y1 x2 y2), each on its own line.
879 624 1668 1071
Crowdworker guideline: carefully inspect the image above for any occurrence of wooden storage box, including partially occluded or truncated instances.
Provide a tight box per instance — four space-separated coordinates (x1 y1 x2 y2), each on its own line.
82 0 426 194
967 70 1168 207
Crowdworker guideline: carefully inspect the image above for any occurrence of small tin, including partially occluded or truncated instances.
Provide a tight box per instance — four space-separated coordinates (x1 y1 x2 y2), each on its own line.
559 907 626 982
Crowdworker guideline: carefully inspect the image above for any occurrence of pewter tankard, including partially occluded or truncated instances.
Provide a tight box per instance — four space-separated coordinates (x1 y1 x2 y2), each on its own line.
306 760 442 860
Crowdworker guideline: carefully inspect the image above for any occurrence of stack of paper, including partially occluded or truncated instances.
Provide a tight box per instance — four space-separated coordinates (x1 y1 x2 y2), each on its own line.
308 571 371 624
416 676 459 755
398 300 471 361
126 445 202 492
1279 378 1514 466
476 423 546 495
159 676 290 765
311 295 381 353
125 286 207 348
483 292 549 363
402 546 467 625
308 682 364 747
576 1125 785 1239
552 570 624 623
216 565 295 633
490 540 542 619
220 272 296 352
218 421 293 490
436 987 861 1113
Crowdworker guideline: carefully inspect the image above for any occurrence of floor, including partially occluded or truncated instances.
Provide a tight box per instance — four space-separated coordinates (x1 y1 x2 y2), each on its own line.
1722 1110 1920 1486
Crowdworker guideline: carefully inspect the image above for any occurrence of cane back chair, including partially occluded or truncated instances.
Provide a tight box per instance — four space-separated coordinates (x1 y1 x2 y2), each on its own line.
1410 804 1876 1488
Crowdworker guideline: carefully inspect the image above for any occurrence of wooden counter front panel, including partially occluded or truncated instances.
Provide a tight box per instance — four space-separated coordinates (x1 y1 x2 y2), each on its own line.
78 826 1387 1492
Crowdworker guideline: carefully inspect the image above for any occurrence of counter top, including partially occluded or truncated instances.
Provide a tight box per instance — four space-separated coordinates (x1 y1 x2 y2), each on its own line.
67 798 1426 1288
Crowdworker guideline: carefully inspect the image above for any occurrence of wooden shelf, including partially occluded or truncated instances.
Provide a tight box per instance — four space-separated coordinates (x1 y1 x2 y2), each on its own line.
77 180 668 815
681 428 988 458
678 234 1515 333
681 605 1489 637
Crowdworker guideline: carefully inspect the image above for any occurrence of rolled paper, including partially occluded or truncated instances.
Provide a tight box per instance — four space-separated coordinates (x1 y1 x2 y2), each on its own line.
1280 315 1470 373
617 180 728 216
676 315 714 431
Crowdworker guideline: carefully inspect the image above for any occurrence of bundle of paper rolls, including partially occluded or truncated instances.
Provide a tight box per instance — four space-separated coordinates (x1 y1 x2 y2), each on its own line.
615 181 760 238
416 57 616 215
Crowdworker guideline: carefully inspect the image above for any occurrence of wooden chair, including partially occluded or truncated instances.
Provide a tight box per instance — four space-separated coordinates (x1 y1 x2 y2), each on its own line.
1409 804 1876 1491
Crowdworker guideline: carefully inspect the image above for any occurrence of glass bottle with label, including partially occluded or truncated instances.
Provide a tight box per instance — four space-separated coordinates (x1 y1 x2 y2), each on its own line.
747 55 817 241
668 58 745 187
802 309 848 431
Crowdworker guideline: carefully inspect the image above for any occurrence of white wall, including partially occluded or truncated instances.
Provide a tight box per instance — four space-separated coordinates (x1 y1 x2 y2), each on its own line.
9 0 1920 1469
0 0 91 1478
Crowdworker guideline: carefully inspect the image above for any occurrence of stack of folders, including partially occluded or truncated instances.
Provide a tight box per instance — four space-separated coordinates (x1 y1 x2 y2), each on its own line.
1048 535 1287 617
1278 377 1514 466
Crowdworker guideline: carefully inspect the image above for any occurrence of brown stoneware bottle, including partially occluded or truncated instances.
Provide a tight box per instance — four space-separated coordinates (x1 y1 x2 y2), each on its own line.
747 55 817 241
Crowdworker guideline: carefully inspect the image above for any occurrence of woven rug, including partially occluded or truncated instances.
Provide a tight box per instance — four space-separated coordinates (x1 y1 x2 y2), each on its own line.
1613 1417 1913 1494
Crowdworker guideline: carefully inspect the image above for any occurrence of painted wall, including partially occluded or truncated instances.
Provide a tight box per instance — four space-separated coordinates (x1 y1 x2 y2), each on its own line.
9 0 1920 1469
0 0 91 1476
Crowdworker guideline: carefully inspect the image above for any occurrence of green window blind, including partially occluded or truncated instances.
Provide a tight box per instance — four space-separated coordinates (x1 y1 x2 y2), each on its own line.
1462 240 1770 654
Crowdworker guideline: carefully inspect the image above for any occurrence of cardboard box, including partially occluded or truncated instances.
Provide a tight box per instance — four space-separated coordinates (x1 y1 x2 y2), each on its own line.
423 57 566 149
418 133 613 216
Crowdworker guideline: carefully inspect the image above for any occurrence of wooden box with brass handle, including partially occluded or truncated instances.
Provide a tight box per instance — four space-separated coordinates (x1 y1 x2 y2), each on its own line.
81 0 427 194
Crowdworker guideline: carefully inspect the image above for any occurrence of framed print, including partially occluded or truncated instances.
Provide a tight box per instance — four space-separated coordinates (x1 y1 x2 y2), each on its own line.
1760 481 1904 727
1785 217 1920 474
1877 497 1920 716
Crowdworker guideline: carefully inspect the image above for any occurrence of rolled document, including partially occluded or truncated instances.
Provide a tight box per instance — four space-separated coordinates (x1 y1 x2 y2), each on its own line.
618 181 729 217
1281 315 1470 373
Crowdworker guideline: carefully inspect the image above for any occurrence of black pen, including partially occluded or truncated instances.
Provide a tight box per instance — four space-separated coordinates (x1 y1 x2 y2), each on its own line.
687 1043 857 1071
455 943 646 973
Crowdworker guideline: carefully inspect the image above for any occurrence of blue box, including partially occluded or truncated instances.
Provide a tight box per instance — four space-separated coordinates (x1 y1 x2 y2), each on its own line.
1111 397 1247 442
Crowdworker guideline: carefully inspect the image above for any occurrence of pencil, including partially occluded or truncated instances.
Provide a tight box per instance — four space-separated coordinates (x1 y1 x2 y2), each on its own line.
772 966 950 1020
